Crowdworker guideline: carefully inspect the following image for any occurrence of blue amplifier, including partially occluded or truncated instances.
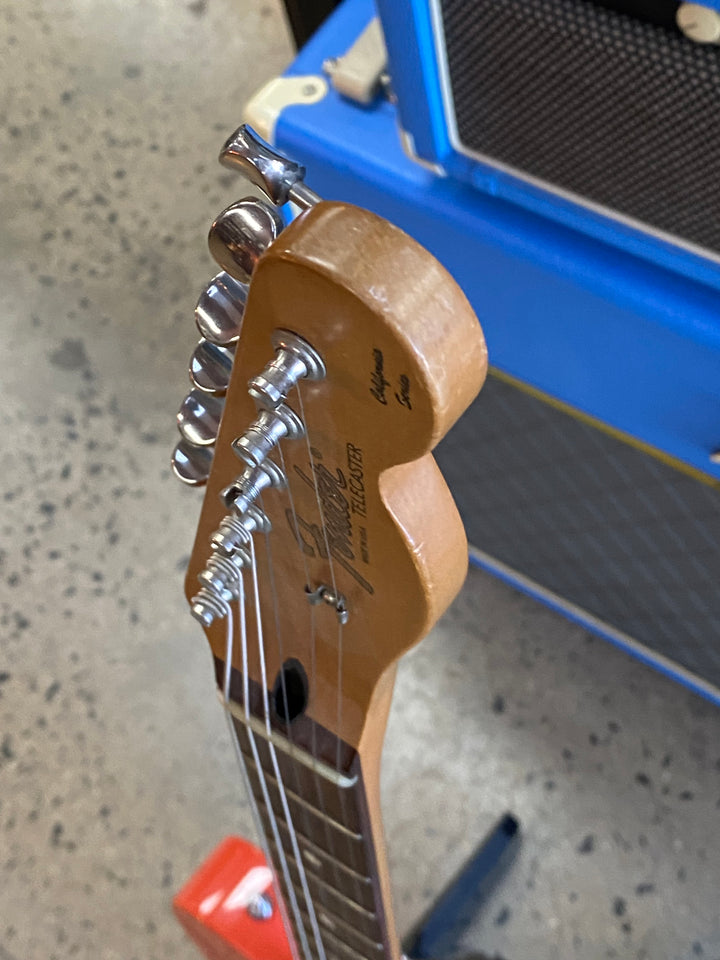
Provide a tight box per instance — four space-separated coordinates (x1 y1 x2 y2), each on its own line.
376 0 720 292
245 0 720 704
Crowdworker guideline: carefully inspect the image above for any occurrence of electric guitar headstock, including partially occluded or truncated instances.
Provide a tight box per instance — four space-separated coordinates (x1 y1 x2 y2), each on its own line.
171 126 487 960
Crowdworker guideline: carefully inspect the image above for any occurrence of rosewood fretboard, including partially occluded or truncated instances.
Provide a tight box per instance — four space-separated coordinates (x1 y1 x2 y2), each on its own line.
216 658 397 960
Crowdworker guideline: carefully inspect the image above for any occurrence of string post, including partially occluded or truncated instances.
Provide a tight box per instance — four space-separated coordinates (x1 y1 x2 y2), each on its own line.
210 504 271 556
248 329 325 409
189 586 228 628
198 551 250 600
305 584 349 624
221 458 287 516
232 402 305 469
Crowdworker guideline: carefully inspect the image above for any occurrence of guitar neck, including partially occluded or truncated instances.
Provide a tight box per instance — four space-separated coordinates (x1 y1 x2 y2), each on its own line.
217 658 401 960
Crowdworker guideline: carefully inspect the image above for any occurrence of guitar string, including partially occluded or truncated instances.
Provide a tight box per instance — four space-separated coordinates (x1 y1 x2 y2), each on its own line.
294 384 366 898
219 586 305 960
294 384 344 766
274 440 353 907
258 488 343 939
228 558 318 960
246 533 329 960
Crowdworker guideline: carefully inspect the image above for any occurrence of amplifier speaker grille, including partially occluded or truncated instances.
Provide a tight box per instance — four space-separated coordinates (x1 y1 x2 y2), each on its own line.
435 375 720 690
440 0 720 256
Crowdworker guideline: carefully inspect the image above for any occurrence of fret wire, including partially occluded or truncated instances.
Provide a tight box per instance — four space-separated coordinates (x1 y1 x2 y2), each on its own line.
222 692 357 789
275 864 382 947
271 820 374 887
254 789 368 882
306 929 380 960
241 751 363 840
268 841 376 918
298 910 385 957
314 902 384 951
281 851 378 922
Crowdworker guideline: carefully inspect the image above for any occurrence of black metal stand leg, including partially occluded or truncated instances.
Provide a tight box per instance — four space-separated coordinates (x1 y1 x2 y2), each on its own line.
402 813 521 960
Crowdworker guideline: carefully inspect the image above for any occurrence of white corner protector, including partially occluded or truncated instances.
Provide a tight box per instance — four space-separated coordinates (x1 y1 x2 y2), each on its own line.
243 75 328 144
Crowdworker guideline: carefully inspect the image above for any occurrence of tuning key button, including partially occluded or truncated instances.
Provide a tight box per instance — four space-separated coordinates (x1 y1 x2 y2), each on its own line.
177 389 224 446
195 272 248 345
171 439 214 487
232 403 304 469
220 459 286 516
208 197 284 284
190 339 236 395
248 329 326 408
220 124 321 210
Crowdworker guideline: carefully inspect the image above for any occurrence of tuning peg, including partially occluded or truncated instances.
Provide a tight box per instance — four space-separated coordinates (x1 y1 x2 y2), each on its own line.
248 329 325 409
171 439 214 487
210 504 272 556
232 403 304 469
189 587 227 628
220 458 286 517
190 339 236 395
177 389 224 446
220 124 321 210
195 273 248 346
208 197 284 285
197 550 251 598
195 273 247 346
191 550 250 626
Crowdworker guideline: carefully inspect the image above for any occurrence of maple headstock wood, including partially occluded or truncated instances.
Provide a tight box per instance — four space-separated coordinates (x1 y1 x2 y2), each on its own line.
186 201 487 763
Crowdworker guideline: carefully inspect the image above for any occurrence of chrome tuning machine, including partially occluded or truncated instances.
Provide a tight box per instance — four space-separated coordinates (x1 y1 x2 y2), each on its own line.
249 329 325 409
220 458 287 518
171 438 214 487
220 124 321 210
232 403 304 469
195 273 248 346
189 339 235 396
208 197 284 285
190 546 253 626
210 504 272 556
172 389 225 487
176 389 224 446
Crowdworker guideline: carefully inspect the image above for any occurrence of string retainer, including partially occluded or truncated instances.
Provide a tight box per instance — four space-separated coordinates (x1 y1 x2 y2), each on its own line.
305 584 349 624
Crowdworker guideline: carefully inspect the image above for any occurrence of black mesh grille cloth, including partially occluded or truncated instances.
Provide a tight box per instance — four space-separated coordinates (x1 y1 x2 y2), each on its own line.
439 0 720 255
435 375 720 690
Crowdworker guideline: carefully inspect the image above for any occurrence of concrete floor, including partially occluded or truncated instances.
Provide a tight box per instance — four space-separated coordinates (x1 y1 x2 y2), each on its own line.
1 2 719 959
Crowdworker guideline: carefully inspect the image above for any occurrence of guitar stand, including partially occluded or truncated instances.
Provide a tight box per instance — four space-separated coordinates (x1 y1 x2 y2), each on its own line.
402 812 521 960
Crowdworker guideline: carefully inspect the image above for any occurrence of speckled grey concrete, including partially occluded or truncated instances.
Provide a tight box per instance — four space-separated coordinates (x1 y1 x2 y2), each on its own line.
1 3 719 960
